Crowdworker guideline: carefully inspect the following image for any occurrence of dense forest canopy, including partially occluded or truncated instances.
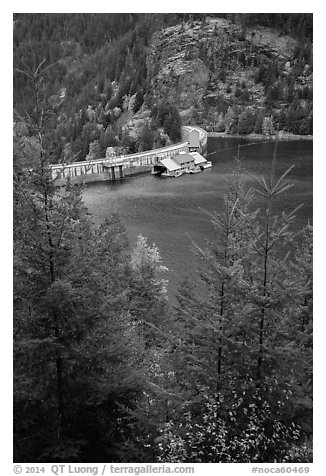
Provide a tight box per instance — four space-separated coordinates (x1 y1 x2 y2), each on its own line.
13 13 313 163
13 13 313 464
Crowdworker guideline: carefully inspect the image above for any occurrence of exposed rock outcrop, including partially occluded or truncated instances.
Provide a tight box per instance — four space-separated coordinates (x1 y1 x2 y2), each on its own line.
125 16 312 137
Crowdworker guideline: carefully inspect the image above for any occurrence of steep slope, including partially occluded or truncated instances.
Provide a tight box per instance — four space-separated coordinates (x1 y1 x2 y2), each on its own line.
14 14 313 165
142 17 312 135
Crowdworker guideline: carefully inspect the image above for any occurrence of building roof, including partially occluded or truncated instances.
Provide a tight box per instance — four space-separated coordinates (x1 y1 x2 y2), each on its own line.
174 152 194 166
190 151 207 165
159 158 181 172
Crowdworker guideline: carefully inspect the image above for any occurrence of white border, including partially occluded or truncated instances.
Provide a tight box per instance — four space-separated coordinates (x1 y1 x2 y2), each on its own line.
4 4 322 474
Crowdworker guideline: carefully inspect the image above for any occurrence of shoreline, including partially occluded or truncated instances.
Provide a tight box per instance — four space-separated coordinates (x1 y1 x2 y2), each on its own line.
207 132 313 141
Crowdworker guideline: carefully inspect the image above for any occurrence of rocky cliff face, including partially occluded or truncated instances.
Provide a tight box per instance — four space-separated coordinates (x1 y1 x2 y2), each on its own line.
147 23 211 111
141 17 312 135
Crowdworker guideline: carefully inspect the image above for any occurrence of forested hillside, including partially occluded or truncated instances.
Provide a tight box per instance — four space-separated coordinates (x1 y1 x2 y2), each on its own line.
146 15 312 136
13 13 313 464
13 13 312 165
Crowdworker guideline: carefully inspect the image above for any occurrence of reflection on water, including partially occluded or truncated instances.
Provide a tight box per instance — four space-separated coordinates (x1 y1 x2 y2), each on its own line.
83 138 313 301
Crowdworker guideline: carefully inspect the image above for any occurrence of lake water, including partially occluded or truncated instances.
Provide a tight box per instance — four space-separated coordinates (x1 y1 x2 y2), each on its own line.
83 137 313 301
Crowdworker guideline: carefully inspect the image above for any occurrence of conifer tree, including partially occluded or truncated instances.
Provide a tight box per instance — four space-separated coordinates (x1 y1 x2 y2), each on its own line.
171 158 257 402
166 148 313 462
228 141 313 437
13 63 151 462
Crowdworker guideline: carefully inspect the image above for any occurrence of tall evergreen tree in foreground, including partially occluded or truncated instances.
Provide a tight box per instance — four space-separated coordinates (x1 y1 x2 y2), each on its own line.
13 62 168 462
157 149 312 463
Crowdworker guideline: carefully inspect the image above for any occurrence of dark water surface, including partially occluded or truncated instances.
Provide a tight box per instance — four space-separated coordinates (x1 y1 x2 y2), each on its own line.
83 137 313 300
